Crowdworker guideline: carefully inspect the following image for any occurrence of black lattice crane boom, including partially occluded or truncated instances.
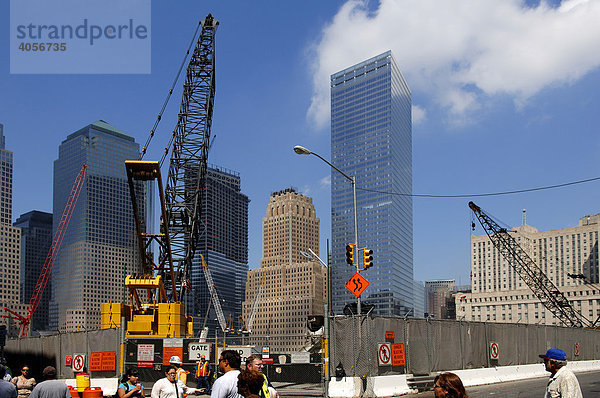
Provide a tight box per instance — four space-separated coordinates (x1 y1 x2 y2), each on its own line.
163 14 218 303
469 201 586 328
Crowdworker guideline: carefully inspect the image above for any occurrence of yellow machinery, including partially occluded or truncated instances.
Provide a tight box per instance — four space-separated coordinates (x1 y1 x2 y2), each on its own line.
101 161 192 338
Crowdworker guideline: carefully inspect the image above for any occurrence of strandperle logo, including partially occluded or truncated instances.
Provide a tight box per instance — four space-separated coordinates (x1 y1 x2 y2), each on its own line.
10 0 151 74
15 19 148 46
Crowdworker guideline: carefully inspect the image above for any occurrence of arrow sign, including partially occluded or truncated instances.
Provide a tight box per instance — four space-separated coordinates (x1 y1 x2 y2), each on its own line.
345 272 370 298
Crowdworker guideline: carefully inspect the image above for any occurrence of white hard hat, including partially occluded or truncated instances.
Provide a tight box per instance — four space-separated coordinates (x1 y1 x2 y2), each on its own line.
169 356 182 365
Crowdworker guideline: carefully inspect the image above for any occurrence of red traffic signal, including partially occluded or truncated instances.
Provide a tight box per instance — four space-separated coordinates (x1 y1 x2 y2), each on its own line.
346 244 355 266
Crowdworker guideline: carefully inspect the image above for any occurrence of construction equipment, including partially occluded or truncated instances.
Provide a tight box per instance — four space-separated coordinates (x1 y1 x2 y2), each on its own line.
101 14 219 338
469 201 588 328
244 269 267 333
3 164 86 337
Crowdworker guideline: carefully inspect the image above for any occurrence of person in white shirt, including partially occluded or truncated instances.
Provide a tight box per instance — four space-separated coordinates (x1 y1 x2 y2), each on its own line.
540 348 583 398
151 366 203 398
210 350 242 398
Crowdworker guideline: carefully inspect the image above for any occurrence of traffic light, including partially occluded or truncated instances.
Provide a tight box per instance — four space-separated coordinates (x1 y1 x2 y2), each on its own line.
363 248 373 269
345 244 355 266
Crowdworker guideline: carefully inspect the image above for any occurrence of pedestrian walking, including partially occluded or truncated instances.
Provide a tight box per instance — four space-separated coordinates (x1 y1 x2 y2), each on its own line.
150 366 203 398
28 367 70 398
0 365 17 398
210 350 242 398
540 348 583 398
244 356 277 398
117 368 145 398
195 356 212 393
236 370 263 398
433 372 468 398
11 365 35 398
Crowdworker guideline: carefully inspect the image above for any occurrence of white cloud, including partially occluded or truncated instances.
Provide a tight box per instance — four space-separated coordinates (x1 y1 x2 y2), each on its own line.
307 0 600 129
412 105 426 125
319 175 331 188
300 184 312 195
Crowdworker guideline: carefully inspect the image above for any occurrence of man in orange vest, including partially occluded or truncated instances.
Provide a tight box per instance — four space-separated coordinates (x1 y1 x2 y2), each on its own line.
195 355 212 393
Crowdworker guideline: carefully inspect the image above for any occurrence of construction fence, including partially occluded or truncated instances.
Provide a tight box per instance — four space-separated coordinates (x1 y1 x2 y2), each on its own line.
330 316 600 377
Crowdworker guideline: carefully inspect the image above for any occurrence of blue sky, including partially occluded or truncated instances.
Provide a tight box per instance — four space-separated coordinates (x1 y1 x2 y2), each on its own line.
2 0 599 286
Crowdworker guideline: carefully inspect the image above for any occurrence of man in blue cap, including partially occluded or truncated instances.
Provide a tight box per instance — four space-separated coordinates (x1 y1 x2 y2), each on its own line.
539 348 582 398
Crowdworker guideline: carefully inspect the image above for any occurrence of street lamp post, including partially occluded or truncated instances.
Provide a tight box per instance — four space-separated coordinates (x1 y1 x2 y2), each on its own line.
293 145 361 315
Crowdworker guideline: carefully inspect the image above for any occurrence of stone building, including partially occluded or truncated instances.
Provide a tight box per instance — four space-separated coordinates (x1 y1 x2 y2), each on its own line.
242 188 327 352
458 211 600 326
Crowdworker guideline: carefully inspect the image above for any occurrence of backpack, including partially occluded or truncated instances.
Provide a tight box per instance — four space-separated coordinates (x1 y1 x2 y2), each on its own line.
114 382 130 398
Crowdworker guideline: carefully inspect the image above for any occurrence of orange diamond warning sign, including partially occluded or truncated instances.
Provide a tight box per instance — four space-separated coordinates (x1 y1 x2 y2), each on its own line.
345 272 370 298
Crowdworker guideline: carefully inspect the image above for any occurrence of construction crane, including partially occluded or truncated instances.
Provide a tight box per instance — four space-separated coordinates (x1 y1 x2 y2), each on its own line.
244 269 267 333
468 201 587 328
101 14 220 338
200 253 226 331
3 165 86 337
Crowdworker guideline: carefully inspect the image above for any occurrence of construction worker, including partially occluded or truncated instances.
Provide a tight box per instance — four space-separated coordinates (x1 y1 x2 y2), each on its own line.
195 355 212 393
168 356 189 386
245 355 278 398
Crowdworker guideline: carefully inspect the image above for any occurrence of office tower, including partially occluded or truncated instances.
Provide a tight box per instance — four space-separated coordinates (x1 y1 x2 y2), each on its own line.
0 124 26 336
188 165 249 334
49 120 147 331
243 188 327 352
412 280 425 318
424 279 455 319
330 51 413 316
14 211 53 331
460 212 600 325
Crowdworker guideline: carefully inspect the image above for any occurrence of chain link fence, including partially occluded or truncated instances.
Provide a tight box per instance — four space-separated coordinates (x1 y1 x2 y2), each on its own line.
330 315 600 378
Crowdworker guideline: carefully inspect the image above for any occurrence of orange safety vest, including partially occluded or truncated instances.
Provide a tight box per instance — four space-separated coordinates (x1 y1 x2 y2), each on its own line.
195 361 210 378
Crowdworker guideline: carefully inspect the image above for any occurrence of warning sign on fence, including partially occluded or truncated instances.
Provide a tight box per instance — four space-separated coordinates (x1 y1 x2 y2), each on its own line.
489 342 499 360
378 343 391 366
391 343 406 366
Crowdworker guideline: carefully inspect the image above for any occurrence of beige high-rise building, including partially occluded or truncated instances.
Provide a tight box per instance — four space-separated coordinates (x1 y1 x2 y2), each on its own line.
458 211 600 326
0 124 27 336
242 188 327 352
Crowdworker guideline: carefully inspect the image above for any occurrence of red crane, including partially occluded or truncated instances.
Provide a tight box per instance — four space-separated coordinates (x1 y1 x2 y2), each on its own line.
3 164 87 337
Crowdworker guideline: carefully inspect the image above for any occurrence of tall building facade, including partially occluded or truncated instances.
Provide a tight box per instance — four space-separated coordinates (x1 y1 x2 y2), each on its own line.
330 51 413 316
188 165 249 335
459 213 600 325
412 280 425 318
242 188 327 352
0 124 26 336
424 279 455 319
14 211 53 331
49 120 146 331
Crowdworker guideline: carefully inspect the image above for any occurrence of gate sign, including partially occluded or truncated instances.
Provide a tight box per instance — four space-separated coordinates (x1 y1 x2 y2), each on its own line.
574 342 580 357
188 343 211 361
378 343 391 366
489 342 499 360
72 354 86 372
217 346 254 364
345 272 370 298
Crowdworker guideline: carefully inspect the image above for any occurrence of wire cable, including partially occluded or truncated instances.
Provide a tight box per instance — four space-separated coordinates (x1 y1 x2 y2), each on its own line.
355 176 600 198
139 20 203 161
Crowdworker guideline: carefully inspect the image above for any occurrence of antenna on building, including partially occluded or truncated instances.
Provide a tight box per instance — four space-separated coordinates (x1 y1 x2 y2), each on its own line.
522 209 527 226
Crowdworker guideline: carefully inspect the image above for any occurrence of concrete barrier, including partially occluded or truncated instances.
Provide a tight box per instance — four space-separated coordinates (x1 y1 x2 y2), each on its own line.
366 374 413 397
451 360 600 387
328 377 363 398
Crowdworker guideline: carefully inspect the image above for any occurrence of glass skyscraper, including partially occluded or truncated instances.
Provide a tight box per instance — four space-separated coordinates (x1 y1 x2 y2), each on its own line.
330 51 413 316
14 210 53 331
187 165 249 335
49 120 147 331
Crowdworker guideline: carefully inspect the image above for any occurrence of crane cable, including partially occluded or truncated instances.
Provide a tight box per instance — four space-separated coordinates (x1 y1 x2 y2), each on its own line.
355 175 600 198
138 20 204 164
